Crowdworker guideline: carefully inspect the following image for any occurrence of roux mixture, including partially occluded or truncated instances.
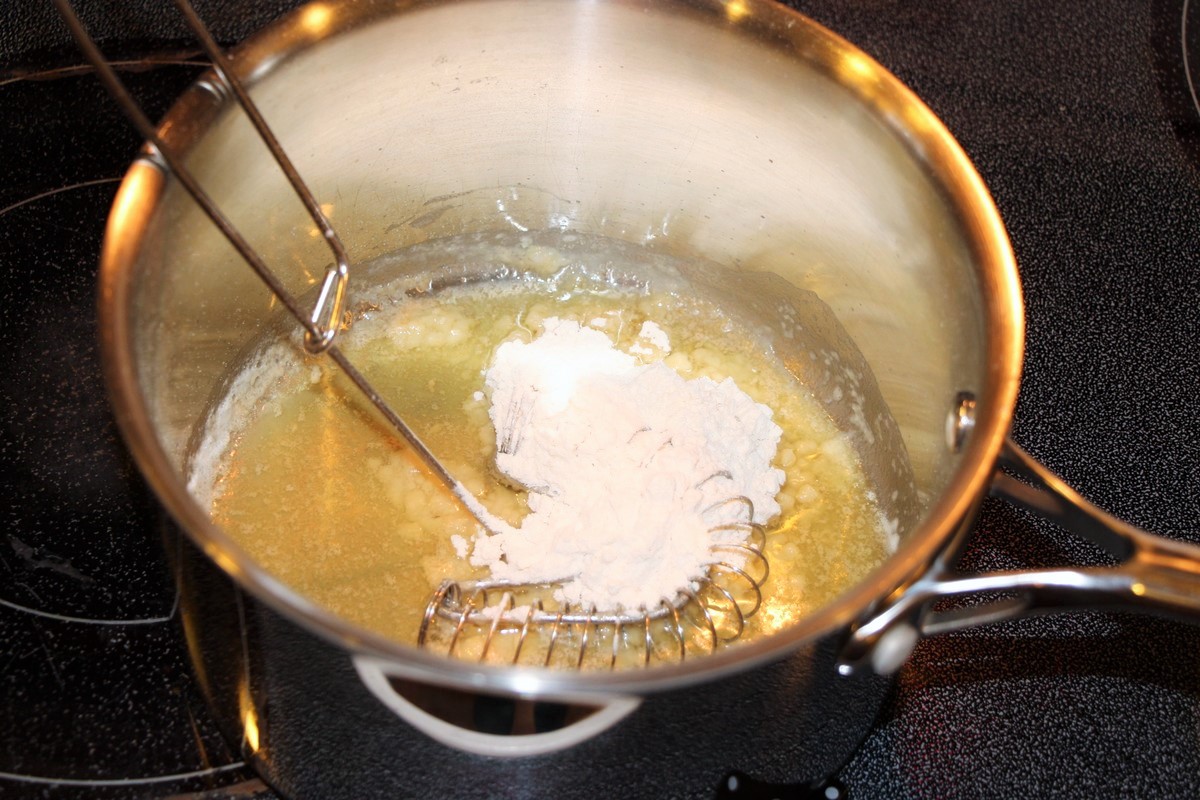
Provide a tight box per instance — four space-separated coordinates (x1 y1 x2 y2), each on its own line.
469 316 785 612
189 239 893 667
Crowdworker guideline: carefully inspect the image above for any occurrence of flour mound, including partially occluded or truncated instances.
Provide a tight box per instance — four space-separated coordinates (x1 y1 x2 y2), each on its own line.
469 318 784 611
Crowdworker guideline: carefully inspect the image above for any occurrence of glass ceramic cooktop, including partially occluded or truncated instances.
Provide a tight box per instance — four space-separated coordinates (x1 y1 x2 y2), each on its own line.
2 1 1198 797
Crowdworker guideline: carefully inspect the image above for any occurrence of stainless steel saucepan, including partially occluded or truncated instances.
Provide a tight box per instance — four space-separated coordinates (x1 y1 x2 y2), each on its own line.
96 0 1200 796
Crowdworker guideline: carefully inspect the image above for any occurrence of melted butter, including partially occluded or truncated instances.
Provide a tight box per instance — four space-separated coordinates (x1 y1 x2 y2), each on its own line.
201 252 891 668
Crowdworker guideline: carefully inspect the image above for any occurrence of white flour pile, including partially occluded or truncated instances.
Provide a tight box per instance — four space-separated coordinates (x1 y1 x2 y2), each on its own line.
465 318 785 611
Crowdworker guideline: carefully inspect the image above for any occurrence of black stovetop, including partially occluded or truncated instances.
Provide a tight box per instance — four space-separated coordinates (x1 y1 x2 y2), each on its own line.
3 1 1199 798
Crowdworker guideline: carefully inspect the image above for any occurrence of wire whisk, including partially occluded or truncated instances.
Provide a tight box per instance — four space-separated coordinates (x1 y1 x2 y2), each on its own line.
418 497 770 669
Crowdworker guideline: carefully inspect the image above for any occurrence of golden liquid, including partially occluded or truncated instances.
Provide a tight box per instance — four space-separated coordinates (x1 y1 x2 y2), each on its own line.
199 249 891 667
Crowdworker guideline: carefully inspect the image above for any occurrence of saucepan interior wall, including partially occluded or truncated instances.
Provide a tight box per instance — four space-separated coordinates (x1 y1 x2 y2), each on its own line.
128 0 986 546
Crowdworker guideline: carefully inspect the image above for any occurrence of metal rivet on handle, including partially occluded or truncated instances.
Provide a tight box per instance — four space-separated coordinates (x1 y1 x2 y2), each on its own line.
870 622 919 675
946 391 977 452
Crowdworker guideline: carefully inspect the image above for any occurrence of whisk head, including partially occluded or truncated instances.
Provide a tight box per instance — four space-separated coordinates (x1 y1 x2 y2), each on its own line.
418 497 769 670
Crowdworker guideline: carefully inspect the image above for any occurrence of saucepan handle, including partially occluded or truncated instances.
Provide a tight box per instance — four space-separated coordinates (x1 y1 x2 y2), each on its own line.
839 438 1200 675
352 655 641 757
990 440 1200 617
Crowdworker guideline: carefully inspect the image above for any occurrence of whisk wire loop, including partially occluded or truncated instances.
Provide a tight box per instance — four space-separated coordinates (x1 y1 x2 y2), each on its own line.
682 587 719 655
610 619 624 670
418 580 456 647
480 591 514 661
576 606 597 670
703 559 765 618
420 494 772 668
701 578 745 641
663 598 686 663
512 602 539 665
544 609 567 667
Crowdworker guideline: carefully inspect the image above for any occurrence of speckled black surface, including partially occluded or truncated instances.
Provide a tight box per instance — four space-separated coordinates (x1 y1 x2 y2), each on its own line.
2 1 1198 798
